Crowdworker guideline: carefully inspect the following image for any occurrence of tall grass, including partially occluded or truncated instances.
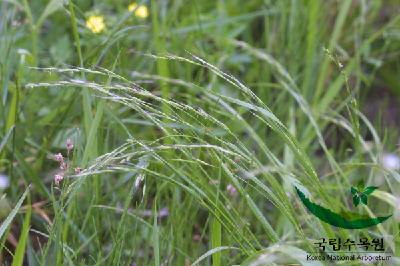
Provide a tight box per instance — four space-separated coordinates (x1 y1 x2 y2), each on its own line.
1 0 399 265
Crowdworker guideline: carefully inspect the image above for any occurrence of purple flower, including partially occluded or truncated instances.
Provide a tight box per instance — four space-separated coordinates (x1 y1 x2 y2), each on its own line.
226 184 238 197
158 207 169 218
54 174 64 186
74 167 81 174
54 153 64 162
66 139 74 152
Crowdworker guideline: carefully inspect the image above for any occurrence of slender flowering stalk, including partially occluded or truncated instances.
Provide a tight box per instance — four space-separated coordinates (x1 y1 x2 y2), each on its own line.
52 139 83 186
66 138 74 153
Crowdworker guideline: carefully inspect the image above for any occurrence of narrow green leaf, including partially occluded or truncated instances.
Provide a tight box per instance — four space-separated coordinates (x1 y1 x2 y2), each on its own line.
314 0 352 100
151 0 171 138
0 126 14 154
211 216 221 266
192 247 239 266
68 0 92 136
12 195 31 266
0 186 30 239
5 86 18 135
36 0 65 28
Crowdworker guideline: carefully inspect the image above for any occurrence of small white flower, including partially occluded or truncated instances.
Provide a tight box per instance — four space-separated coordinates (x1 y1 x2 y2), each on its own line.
0 174 9 189
382 153 400 170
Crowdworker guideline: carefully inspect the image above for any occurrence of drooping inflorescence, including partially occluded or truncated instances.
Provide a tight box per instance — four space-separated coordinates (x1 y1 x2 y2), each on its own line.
53 139 81 187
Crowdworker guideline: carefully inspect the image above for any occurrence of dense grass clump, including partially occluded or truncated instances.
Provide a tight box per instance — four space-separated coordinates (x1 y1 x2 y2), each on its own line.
1 0 399 265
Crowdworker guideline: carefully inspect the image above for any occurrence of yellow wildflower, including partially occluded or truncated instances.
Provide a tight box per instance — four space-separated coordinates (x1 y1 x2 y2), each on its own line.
86 15 105 33
128 3 149 18
128 3 137 11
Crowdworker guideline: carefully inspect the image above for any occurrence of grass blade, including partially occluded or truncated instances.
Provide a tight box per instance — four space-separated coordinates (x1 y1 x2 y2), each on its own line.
11 193 31 266
0 186 30 239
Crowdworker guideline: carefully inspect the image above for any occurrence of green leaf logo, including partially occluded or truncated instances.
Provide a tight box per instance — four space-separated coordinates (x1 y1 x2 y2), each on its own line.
363 186 378 195
350 186 378 207
295 187 392 229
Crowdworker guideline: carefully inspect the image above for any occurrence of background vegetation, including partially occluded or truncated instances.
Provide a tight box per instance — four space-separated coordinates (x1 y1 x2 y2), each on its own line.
0 0 399 265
